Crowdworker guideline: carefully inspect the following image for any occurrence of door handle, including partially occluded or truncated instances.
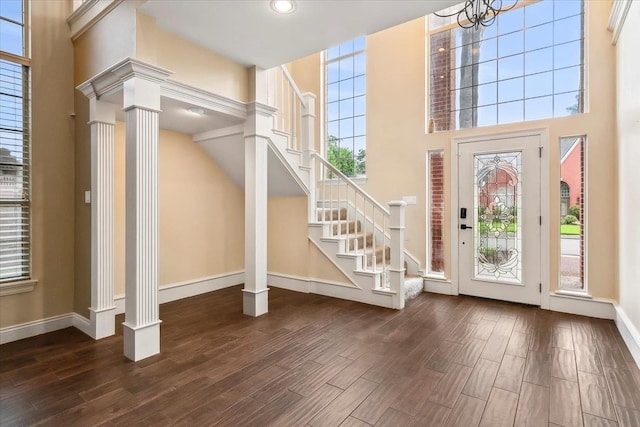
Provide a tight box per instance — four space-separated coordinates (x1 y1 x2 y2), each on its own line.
460 224 473 230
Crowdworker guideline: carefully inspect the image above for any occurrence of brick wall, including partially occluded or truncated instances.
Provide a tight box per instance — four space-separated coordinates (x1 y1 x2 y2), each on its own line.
429 151 445 273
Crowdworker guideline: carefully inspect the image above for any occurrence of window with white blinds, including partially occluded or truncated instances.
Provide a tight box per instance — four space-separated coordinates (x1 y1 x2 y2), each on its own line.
1 0 30 282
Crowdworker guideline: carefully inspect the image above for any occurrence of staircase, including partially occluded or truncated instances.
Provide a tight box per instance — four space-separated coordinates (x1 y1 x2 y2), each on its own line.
263 66 424 309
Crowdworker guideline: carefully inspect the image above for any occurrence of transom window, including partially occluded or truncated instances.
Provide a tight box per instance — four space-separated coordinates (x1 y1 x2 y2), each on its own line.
1 0 30 282
429 0 584 131
324 37 366 177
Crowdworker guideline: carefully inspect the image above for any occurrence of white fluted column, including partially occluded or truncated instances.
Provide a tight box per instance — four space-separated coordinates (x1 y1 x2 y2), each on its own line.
88 98 117 339
243 99 277 317
122 77 162 361
389 201 406 310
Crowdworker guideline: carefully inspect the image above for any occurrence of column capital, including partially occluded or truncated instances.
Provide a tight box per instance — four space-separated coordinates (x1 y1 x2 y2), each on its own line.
77 58 172 102
244 101 277 139
88 98 117 125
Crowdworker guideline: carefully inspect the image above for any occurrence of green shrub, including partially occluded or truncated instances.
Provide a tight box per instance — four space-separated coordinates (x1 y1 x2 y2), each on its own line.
562 214 578 225
569 205 580 220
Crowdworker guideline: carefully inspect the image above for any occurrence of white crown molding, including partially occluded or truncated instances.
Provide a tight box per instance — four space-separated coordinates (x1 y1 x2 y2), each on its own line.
77 58 173 100
162 80 247 119
246 101 278 117
67 0 124 41
192 124 245 142
608 0 633 45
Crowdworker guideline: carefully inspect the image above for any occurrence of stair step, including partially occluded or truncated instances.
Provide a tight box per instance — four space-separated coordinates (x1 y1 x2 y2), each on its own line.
317 207 347 221
347 232 374 251
362 245 391 266
332 220 361 235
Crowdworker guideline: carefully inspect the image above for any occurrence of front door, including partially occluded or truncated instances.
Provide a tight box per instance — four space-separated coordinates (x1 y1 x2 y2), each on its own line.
458 134 541 305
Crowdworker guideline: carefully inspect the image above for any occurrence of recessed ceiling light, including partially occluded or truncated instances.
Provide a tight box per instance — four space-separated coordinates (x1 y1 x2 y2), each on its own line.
271 0 296 14
187 107 205 116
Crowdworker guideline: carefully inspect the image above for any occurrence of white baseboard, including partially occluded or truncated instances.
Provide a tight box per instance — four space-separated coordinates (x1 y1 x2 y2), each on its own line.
0 313 75 345
72 313 92 337
424 278 456 295
549 293 616 320
113 270 245 315
614 305 640 369
267 272 394 308
1 271 245 344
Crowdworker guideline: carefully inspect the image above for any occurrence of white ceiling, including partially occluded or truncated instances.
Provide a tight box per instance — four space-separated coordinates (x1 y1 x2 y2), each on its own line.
139 0 459 69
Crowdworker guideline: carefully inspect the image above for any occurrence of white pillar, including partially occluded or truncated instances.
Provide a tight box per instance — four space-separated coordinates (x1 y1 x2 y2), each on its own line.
388 201 407 309
122 76 162 361
301 92 317 222
88 98 117 339
243 101 277 317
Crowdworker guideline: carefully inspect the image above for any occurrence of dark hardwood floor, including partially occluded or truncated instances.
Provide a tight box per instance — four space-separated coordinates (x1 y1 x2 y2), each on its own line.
1 286 639 426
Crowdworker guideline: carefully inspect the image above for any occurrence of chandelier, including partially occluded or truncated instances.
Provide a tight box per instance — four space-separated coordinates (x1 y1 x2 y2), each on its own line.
433 0 520 30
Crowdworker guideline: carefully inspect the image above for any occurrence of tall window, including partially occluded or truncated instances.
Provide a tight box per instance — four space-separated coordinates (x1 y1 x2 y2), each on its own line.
559 136 585 292
429 0 584 131
1 0 30 282
427 151 445 275
325 37 366 177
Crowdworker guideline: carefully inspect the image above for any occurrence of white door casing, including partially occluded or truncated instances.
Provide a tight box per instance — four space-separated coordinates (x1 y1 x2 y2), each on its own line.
456 132 542 306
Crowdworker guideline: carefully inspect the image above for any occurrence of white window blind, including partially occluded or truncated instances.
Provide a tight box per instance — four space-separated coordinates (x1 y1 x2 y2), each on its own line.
0 59 30 281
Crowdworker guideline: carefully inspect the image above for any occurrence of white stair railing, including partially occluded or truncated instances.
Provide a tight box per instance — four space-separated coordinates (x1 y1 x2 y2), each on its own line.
312 154 406 309
264 64 406 309
266 65 305 152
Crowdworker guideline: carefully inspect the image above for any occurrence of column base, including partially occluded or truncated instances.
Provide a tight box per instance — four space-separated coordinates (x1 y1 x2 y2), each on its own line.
123 320 162 361
89 306 116 339
242 288 269 317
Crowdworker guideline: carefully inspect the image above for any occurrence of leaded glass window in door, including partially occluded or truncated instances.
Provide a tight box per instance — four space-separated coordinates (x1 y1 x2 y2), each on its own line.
474 152 522 282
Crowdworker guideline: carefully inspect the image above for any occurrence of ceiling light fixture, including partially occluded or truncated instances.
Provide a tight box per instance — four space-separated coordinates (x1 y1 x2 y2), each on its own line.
434 0 519 30
271 0 296 14
187 107 206 116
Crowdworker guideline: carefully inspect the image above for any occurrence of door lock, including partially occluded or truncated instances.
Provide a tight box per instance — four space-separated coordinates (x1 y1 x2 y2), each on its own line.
460 224 473 230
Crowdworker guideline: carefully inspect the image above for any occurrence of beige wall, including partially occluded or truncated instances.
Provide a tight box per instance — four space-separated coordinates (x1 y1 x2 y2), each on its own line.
107 125 245 297
136 12 249 102
290 1 618 299
268 197 352 284
157 129 245 288
616 2 640 332
1 0 76 328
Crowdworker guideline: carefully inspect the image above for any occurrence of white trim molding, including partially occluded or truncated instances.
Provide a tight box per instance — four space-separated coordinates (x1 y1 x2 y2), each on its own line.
0 313 75 345
608 0 633 45
0 279 37 297
113 271 245 315
67 0 124 41
424 277 457 296
614 305 640 368
267 272 396 309
549 293 615 320
192 124 245 142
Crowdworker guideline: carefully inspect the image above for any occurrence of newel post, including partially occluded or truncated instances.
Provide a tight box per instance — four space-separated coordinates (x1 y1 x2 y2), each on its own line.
388 201 406 309
301 92 317 222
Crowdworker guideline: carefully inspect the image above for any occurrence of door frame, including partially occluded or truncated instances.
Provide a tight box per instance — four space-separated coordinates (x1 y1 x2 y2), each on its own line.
450 128 550 309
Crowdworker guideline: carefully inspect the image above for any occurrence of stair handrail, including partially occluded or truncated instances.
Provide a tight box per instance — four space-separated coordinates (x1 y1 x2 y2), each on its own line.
312 153 390 216
266 65 306 152
280 65 306 106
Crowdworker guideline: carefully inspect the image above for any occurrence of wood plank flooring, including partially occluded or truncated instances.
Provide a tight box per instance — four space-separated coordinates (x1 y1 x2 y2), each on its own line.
1 286 639 426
